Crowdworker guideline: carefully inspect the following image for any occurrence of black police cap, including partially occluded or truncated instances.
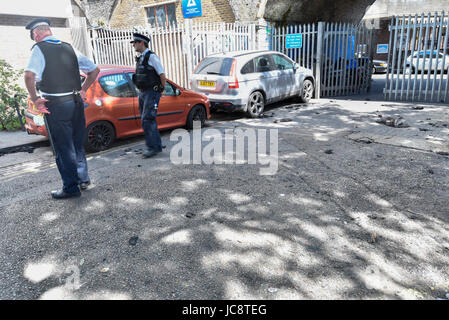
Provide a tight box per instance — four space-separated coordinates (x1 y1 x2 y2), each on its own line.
26 18 51 31
130 33 150 44
26 18 51 40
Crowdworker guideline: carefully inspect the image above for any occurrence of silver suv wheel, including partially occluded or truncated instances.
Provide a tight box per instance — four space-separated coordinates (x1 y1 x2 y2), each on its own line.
247 91 264 118
299 79 314 103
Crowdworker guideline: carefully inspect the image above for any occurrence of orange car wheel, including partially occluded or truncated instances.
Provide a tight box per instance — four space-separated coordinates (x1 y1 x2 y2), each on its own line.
84 121 116 153
186 104 207 130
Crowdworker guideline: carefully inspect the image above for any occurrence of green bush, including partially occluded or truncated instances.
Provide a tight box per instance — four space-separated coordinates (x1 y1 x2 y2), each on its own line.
0 59 27 131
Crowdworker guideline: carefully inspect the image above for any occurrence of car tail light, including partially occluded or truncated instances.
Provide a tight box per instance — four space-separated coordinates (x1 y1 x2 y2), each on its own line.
228 59 239 89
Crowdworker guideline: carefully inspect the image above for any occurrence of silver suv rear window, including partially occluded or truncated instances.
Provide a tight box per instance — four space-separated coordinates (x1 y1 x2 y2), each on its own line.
194 57 234 75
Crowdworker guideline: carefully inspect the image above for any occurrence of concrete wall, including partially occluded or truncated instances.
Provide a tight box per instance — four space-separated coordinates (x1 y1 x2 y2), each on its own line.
0 26 73 71
365 0 448 19
0 0 74 70
0 0 73 18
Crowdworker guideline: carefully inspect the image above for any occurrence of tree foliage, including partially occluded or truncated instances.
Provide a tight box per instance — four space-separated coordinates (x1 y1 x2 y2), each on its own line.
0 59 27 131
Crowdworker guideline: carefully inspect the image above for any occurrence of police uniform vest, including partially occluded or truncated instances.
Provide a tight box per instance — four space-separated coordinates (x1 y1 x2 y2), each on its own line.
132 50 162 91
33 41 82 94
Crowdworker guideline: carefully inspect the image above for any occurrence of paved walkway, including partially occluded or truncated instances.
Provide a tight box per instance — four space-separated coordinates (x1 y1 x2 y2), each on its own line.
0 130 47 150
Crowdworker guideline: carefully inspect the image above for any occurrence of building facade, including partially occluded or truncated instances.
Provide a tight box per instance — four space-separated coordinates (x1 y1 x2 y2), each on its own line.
78 0 236 29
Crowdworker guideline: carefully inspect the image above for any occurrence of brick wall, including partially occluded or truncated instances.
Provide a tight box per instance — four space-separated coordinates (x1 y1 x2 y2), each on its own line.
110 0 235 29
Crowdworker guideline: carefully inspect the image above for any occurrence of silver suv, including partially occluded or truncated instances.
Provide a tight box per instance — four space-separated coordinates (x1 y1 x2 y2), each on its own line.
190 50 315 118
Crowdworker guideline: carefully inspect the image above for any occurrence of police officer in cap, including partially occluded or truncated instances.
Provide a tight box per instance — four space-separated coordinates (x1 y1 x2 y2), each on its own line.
131 33 166 158
24 18 100 199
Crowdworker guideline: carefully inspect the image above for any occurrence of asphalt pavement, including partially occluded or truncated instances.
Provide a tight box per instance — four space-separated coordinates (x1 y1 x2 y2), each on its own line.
1 77 449 300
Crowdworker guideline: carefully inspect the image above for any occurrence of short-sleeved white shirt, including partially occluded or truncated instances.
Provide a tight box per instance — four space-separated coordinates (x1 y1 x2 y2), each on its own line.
140 48 165 75
25 36 97 95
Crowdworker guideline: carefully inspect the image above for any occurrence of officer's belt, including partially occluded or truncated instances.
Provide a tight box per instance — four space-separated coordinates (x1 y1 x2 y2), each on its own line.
43 94 75 105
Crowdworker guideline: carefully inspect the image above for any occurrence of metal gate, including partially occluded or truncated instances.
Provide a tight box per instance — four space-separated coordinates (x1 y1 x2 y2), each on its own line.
270 22 375 98
89 21 256 89
385 11 449 103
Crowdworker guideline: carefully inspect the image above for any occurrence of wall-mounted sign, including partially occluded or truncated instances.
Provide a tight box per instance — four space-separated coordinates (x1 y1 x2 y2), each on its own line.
286 34 302 49
182 0 202 18
377 44 388 54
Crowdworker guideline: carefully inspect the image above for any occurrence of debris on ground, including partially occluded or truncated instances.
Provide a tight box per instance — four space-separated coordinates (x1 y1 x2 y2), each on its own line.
375 114 410 128
412 106 424 110
0 145 36 157
261 112 275 118
324 149 333 154
280 118 293 122
268 288 278 293
185 212 196 218
355 137 374 144
129 236 139 246
428 121 449 128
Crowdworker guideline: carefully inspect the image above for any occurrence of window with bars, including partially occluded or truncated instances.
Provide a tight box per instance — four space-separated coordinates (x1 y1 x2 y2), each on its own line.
146 3 177 28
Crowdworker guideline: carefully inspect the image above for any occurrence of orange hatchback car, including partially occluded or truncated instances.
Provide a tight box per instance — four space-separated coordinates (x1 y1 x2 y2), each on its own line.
25 65 210 152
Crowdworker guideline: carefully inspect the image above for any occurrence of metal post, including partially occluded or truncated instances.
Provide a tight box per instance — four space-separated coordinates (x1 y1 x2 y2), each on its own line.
385 17 394 99
13 95 24 131
438 12 449 102
315 22 324 99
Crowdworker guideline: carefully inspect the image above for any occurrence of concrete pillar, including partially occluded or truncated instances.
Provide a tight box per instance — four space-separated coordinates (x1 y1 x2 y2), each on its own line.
256 18 270 50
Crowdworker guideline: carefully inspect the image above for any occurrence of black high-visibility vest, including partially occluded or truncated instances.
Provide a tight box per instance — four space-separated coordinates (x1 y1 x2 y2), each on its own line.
132 50 161 91
33 41 81 94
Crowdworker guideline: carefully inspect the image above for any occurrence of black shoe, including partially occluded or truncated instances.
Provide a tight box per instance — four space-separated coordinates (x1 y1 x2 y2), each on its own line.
80 181 91 190
51 190 81 199
142 150 161 158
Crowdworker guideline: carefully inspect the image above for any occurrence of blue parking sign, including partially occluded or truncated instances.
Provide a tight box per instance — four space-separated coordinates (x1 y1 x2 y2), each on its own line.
286 34 302 49
182 0 202 18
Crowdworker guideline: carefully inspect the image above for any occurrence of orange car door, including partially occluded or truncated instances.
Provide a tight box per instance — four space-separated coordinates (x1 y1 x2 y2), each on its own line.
98 72 140 137
156 82 187 129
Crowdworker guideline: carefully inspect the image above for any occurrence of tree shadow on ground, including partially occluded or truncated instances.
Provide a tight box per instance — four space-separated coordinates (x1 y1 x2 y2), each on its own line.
1 101 448 300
